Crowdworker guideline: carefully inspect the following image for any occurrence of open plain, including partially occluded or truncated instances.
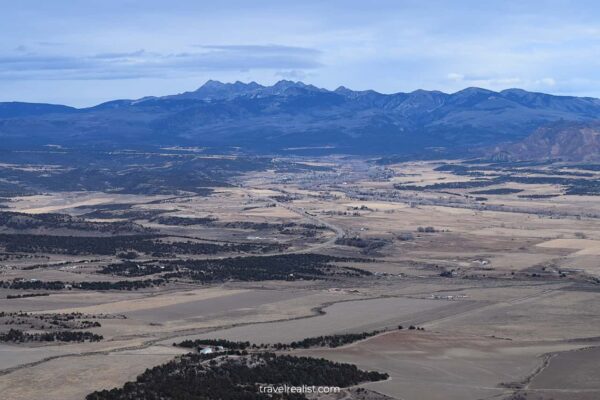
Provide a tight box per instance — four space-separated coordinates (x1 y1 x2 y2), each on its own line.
1 152 600 399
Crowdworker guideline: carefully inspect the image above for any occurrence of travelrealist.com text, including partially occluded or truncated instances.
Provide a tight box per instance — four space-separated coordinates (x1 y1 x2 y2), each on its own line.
258 385 341 394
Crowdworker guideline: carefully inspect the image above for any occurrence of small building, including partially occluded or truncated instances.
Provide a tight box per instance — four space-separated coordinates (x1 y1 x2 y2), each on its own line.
199 345 225 355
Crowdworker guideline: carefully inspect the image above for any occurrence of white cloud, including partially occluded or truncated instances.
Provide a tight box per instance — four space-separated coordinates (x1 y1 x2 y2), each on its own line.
0 45 322 81
536 77 556 86
447 73 464 82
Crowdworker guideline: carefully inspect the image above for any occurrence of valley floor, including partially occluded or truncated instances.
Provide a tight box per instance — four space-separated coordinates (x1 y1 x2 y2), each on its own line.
1 155 600 399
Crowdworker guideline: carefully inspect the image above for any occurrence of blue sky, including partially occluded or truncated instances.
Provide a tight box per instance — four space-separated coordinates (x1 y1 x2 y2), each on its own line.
1 0 600 106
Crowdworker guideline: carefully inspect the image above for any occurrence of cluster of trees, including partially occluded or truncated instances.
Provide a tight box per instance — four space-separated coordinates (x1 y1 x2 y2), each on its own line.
470 188 523 195
0 185 34 198
99 261 173 276
397 232 415 241
564 180 600 195
43 313 102 329
0 154 226 196
150 215 218 226
175 331 384 352
440 270 455 278
0 311 102 330
270 194 298 202
435 162 594 178
86 352 388 400
434 164 486 177
568 164 600 171
73 279 165 291
0 328 103 343
401 164 600 196
6 292 49 299
100 254 370 282
0 233 158 255
160 254 370 283
518 194 559 199
282 330 382 349
1 280 65 290
109 215 327 240
0 150 323 198
395 179 499 191
221 221 279 229
83 208 166 220
0 211 148 234
335 237 387 254
406 325 425 331
222 221 327 234
1 279 165 291
0 233 284 256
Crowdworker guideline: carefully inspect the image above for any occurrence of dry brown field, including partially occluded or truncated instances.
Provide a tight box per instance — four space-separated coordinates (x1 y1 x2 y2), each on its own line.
1 157 600 399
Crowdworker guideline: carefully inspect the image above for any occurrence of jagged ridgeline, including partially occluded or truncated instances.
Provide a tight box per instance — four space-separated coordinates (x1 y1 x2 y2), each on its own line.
2 81 600 155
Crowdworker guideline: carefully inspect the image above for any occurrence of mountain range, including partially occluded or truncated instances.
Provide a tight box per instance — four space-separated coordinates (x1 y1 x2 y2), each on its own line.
1 80 600 157
501 121 600 161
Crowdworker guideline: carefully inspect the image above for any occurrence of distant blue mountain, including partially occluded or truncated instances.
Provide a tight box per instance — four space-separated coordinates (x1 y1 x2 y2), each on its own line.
0 102 76 118
1 80 599 154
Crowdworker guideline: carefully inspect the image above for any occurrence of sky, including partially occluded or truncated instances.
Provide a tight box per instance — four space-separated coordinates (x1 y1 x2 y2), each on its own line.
1 0 600 106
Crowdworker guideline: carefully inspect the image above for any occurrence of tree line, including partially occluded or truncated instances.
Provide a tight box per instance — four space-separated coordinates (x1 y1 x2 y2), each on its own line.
175 330 384 351
0 328 102 343
1 279 165 291
0 233 285 256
